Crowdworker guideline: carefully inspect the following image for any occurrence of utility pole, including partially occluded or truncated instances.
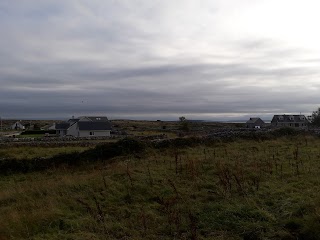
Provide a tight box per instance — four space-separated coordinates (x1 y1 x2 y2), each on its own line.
0 116 2 132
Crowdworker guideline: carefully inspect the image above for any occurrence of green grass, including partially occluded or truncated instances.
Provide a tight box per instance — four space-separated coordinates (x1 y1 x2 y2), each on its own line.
1 136 320 239
0 146 90 159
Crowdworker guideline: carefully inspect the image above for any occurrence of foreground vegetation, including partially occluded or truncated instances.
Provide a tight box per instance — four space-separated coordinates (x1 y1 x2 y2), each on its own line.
1 135 320 239
0 146 90 160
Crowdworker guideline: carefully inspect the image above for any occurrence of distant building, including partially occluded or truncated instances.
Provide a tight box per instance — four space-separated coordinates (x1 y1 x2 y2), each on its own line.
48 123 56 130
11 121 25 130
271 115 309 128
245 118 265 129
55 116 112 137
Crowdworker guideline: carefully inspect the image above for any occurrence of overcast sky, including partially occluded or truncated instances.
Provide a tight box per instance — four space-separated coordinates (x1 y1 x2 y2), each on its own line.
1 0 320 120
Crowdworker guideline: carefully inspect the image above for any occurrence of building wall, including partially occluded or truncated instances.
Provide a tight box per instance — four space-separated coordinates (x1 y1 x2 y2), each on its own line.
271 115 309 128
78 130 111 137
57 130 67 137
246 123 256 128
11 122 25 130
272 122 308 128
67 123 78 136
246 119 265 128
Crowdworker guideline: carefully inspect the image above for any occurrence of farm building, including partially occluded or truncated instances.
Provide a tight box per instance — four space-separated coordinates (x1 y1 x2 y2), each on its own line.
55 116 112 137
271 115 309 128
245 118 265 129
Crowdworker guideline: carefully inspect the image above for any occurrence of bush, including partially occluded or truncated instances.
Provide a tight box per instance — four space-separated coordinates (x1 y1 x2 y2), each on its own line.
0 138 147 175
21 130 56 135
153 137 203 149
272 127 299 136
82 137 146 160
284 215 320 240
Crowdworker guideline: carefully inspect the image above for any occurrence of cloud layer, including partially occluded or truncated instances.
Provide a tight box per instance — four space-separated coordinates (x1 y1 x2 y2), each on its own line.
1 0 320 120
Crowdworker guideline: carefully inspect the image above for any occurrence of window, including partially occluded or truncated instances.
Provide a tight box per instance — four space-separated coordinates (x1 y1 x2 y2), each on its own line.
90 132 94 136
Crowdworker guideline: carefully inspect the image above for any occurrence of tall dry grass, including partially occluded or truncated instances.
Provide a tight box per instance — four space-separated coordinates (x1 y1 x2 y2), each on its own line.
1 136 320 239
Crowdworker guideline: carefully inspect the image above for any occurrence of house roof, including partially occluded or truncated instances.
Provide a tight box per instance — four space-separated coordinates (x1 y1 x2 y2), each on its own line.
79 116 109 122
246 118 264 124
55 116 111 131
78 121 112 131
68 118 80 123
272 115 308 123
11 121 25 126
55 123 70 130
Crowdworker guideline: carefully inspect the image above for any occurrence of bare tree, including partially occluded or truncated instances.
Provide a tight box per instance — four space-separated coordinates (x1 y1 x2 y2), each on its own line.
179 116 190 131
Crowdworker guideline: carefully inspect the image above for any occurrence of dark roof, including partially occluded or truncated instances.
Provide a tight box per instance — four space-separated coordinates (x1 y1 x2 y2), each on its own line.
85 116 109 122
246 118 262 124
68 118 80 123
272 115 308 123
78 122 112 131
12 121 25 126
55 123 70 130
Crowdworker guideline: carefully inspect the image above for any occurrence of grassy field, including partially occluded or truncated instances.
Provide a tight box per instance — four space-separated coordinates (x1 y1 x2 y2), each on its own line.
0 146 91 159
1 135 320 239
111 119 242 137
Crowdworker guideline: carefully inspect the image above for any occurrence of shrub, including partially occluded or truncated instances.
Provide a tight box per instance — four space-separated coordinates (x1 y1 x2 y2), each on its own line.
20 130 56 135
272 127 299 136
0 138 146 175
152 137 202 149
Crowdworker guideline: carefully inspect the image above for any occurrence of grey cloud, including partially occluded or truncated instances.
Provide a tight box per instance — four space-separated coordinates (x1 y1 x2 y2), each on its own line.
1 1 320 120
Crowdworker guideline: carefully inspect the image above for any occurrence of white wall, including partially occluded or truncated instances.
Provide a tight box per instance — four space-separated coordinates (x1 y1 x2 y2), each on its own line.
11 122 25 130
78 130 111 137
67 123 78 137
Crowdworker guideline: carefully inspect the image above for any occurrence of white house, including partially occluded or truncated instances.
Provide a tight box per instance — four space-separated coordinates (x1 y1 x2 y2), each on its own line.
11 121 25 130
271 114 309 128
55 116 112 137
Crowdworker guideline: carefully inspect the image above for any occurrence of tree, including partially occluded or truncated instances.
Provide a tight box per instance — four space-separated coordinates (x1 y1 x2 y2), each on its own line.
309 107 320 126
33 123 41 130
179 116 186 122
178 116 190 131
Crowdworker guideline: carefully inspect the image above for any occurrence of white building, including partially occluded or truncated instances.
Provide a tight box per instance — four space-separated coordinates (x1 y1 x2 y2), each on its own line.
55 116 112 137
11 121 25 130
